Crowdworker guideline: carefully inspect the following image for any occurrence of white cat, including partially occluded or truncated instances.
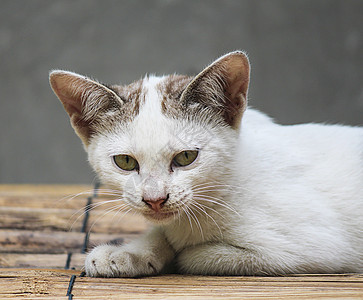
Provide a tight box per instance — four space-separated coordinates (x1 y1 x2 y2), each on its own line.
50 51 363 277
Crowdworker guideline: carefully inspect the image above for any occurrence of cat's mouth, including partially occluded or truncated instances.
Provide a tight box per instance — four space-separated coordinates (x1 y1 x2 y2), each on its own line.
142 210 177 222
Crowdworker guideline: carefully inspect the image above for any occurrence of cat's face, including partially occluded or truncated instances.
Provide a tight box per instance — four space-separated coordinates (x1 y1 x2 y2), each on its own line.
87 76 239 223
50 51 250 224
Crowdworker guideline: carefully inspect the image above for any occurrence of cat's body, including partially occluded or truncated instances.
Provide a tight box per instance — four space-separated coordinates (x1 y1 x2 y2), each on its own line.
50 51 363 277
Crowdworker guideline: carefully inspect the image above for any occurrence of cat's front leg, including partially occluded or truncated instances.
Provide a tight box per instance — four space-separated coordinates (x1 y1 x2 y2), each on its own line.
85 227 174 277
177 243 270 276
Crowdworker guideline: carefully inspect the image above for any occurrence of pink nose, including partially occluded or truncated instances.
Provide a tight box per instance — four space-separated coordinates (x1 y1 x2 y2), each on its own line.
142 194 169 212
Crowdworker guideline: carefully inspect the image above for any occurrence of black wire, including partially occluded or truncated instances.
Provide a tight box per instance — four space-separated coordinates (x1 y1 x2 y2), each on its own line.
65 180 100 296
81 197 92 233
81 232 90 254
66 275 76 299
65 252 72 270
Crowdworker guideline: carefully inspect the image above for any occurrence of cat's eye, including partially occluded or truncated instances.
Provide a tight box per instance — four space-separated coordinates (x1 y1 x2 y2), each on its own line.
113 154 139 171
172 150 198 167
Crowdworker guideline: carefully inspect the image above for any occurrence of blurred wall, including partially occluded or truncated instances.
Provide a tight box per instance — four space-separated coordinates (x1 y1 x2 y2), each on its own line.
0 0 362 183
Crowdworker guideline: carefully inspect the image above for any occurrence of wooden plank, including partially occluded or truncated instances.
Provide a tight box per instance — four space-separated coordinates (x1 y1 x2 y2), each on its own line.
0 194 84 210
0 253 86 269
0 206 147 233
0 206 83 232
0 184 91 195
0 185 89 234
0 185 114 210
0 184 147 234
0 268 76 299
87 211 147 234
72 273 363 299
0 184 129 211
0 269 362 299
0 230 139 254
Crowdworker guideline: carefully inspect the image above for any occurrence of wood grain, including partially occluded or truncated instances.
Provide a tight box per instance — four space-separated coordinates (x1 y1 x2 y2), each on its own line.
0 269 362 299
0 184 145 270
0 230 138 254
0 185 147 233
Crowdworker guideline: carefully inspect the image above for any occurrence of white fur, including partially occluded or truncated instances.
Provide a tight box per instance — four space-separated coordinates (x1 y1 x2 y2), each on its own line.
85 76 363 277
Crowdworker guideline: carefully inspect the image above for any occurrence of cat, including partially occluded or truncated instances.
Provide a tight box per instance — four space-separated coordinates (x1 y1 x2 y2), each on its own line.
49 51 363 277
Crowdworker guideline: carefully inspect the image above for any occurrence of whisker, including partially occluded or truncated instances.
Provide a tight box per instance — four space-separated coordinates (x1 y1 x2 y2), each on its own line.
193 194 241 217
192 185 229 192
190 181 213 189
186 205 204 240
181 206 194 234
192 183 229 190
190 202 223 238
192 188 232 194
70 201 118 231
175 206 182 225
69 198 126 230
54 189 95 207
192 186 247 196
60 188 123 202
109 205 133 228
194 195 240 216
88 204 131 234
195 201 225 220
192 181 251 194
192 180 235 188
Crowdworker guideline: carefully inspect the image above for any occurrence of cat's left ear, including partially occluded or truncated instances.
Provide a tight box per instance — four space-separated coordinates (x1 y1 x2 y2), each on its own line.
181 51 250 129
49 70 123 147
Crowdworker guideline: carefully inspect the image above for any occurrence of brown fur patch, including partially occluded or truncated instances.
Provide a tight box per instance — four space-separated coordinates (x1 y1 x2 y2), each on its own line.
156 75 192 117
87 78 146 136
111 78 145 117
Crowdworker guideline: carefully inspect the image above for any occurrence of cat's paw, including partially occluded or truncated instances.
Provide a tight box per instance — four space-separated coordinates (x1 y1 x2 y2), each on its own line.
85 244 160 277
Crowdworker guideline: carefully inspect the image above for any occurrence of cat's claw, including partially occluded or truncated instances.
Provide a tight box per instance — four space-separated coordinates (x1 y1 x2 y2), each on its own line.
85 244 159 277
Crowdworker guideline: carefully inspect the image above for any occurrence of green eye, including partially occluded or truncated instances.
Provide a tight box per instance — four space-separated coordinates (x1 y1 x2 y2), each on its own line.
113 155 138 171
173 150 198 167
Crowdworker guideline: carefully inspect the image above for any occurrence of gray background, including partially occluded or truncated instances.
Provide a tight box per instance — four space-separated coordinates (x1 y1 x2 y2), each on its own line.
1 0 362 184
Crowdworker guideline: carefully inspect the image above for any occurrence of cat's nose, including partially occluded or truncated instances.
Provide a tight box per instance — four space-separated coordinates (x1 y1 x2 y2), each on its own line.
142 194 169 212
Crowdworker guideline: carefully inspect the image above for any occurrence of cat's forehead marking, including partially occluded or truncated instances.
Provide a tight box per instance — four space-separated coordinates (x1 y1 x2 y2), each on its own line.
112 78 145 118
124 79 145 109
156 75 192 117
128 76 177 163
103 75 192 135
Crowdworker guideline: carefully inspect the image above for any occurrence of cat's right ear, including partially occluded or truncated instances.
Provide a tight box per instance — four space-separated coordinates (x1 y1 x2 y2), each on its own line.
49 70 123 147
181 51 250 130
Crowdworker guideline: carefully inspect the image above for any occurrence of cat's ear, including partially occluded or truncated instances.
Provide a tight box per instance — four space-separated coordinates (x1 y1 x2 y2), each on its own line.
181 51 250 129
49 70 123 146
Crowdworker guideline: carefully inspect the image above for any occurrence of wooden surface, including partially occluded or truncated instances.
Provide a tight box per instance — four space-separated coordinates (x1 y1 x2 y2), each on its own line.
0 185 362 299
0 269 362 299
0 184 146 269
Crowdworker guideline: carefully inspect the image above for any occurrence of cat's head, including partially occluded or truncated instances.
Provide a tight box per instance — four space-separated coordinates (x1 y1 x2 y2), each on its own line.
50 51 250 224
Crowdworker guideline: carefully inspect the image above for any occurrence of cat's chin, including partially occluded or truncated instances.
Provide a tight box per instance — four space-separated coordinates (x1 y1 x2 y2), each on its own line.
142 211 177 224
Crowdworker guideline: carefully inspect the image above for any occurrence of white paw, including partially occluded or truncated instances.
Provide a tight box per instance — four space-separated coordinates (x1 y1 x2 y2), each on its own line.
85 244 160 277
